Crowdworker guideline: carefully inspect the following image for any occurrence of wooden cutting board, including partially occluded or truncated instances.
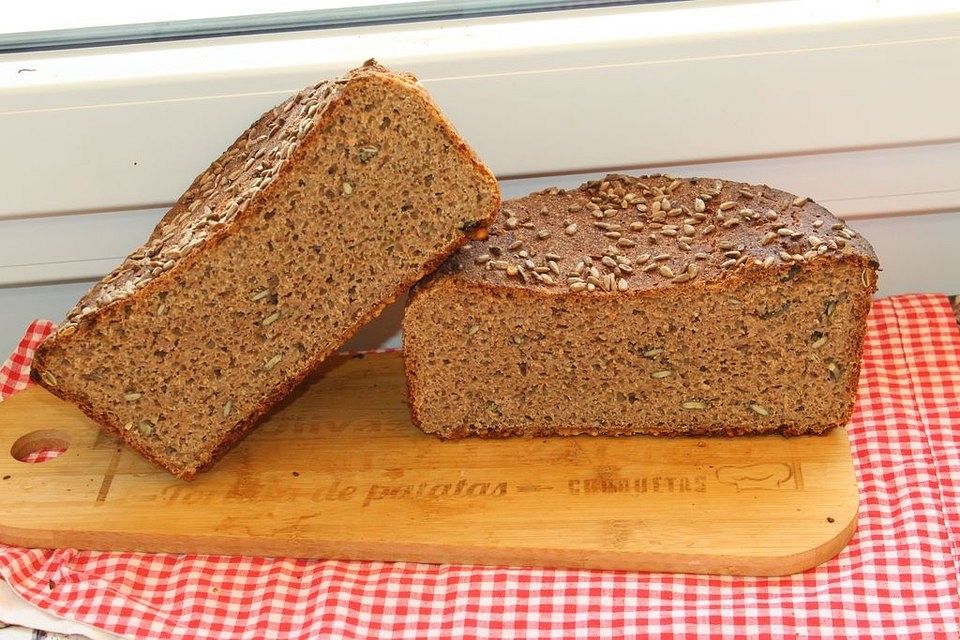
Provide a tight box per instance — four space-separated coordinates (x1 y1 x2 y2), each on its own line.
0 352 858 576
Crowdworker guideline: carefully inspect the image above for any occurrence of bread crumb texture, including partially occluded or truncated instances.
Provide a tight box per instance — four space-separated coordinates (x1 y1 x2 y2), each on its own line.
32 61 500 478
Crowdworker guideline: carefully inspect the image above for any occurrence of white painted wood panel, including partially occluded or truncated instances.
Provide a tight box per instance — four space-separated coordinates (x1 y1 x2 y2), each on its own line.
0 281 94 361
2 2 959 217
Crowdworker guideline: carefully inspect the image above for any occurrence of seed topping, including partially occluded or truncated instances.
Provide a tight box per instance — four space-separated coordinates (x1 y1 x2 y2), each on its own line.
448 174 864 295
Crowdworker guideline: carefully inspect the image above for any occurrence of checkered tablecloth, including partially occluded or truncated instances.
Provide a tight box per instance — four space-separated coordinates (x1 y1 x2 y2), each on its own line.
1 294 958 639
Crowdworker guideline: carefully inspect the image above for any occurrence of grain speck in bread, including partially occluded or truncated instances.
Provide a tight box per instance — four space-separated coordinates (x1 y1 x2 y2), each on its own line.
31 61 500 479
403 174 878 438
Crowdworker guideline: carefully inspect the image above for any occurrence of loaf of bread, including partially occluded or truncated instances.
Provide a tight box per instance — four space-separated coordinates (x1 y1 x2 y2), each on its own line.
403 174 878 438
32 61 499 478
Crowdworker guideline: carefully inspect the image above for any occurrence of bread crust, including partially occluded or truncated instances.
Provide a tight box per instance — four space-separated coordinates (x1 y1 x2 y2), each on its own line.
32 62 500 479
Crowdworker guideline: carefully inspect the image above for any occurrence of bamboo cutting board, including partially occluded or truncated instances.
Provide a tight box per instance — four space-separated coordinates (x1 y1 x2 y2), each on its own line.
0 352 858 576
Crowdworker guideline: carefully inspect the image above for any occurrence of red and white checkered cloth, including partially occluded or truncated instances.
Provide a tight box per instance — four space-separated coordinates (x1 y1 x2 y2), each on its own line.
1 294 958 639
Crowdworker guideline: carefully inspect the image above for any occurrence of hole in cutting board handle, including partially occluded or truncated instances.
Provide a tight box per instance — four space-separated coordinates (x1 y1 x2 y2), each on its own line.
10 429 70 463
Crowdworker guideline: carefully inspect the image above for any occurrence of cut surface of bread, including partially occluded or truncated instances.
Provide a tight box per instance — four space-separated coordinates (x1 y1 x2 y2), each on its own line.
403 174 878 438
32 61 500 478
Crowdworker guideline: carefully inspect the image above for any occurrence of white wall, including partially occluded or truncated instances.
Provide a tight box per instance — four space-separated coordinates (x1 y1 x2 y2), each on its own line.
0 282 94 358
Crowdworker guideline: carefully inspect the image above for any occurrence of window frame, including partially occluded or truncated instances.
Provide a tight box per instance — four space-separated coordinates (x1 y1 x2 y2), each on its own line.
0 0 958 289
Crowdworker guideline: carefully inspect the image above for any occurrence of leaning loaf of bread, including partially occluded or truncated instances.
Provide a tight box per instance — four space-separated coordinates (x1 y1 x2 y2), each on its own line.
32 61 500 478
403 174 878 438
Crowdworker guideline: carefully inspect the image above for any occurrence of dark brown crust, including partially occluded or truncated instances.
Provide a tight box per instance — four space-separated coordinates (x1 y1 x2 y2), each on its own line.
31 63 500 479
440 175 878 292
403 175 878 440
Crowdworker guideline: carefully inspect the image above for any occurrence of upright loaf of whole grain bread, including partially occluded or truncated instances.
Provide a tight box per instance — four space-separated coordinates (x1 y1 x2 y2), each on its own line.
403 174 878 438
32 61 500 478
